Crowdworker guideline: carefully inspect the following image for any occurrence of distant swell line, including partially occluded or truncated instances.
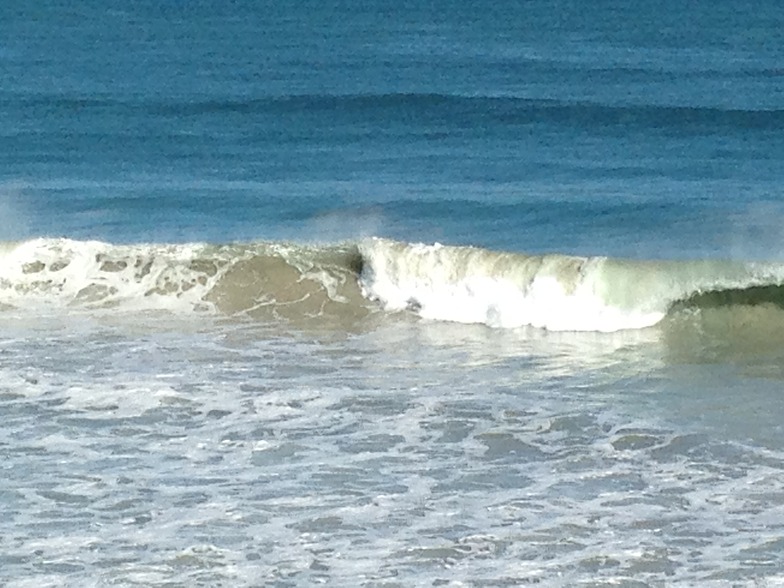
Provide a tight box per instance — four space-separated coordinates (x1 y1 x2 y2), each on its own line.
156 94 784 130
7 91 784 130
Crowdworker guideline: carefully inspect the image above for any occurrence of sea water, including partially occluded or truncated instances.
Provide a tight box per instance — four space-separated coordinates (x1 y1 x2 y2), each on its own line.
2 1 784 586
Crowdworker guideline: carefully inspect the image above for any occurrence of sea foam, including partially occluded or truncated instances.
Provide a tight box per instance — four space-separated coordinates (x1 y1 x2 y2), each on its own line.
359 237 784 332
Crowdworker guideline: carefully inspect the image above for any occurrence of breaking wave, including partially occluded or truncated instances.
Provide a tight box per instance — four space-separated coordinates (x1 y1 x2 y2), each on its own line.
3 237 784 333
0 238 367 326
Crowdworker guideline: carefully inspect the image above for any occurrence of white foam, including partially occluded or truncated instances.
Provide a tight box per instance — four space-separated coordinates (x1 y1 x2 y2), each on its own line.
61 384 184 417
359 238 665 332
0 238 221 313
0 238 367 324
3 309 784 586
358 238 784 332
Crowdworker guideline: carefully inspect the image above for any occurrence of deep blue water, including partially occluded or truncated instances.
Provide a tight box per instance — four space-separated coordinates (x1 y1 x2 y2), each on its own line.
2 0 783 256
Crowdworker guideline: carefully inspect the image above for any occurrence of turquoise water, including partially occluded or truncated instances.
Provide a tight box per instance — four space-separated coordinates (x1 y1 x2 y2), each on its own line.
2 2 784 585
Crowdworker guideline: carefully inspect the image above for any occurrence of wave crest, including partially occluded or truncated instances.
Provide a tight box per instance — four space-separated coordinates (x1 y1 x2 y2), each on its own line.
3 237 784 333
359 238 784 332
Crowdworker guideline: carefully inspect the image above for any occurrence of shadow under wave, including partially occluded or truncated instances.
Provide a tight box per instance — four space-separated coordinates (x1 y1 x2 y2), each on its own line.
663 285 784 377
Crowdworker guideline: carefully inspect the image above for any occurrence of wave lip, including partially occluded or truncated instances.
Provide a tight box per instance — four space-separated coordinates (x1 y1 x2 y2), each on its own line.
358 238 784 332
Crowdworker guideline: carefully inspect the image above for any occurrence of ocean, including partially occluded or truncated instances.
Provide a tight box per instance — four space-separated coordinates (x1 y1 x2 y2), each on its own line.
2 1 784 585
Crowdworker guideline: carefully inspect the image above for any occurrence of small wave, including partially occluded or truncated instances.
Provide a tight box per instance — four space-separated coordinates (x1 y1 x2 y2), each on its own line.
3 237 784 333
159 93 784 131
12 92 782 134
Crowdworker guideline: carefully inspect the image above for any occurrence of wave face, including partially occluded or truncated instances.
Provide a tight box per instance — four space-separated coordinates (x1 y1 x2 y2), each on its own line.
4 237 784 333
